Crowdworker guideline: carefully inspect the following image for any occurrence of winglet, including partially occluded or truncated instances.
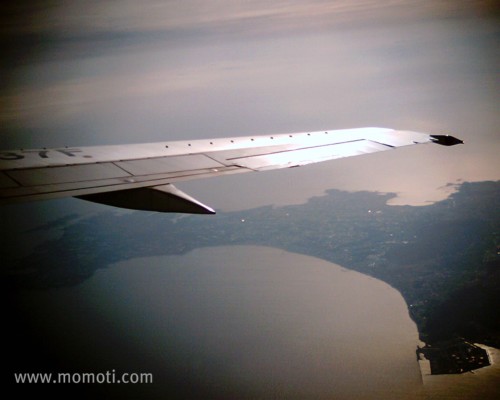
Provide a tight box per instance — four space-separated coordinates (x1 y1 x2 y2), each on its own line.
430 135 464 146
77 184 216 214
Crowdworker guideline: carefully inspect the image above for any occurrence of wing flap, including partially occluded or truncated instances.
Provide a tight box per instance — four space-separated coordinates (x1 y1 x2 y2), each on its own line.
0 164 243 204
115 154 224 175
0 172 19 189
5 163 130 186
211 139 392 170
0 127 463 212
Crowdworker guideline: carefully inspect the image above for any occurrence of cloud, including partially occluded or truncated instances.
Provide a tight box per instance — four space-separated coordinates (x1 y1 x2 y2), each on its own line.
2 1 493 37
0 0 497 204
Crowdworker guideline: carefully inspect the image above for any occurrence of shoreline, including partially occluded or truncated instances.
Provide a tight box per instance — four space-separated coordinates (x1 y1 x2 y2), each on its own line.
476 343 494 367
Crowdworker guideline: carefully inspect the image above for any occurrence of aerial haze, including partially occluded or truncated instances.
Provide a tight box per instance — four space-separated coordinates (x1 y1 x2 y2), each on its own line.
15 247 424 399
1 1 499 399
1 0 498 210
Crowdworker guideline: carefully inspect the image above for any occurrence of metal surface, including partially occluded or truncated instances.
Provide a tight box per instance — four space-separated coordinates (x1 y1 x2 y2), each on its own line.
0 127 463 213
78 184 215 214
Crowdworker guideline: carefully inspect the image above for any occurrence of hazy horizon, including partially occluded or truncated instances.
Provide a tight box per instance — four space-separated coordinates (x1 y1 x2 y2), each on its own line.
1 2 499 399
1 1 498 214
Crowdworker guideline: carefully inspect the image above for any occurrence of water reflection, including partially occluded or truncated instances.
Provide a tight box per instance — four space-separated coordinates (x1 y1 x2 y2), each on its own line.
20 246 424 399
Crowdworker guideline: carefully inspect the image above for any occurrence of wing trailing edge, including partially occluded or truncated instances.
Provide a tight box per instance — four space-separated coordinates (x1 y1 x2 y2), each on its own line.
0 127 463 214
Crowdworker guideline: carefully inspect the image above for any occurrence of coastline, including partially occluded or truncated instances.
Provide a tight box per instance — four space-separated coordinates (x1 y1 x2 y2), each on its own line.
87 245 424 398
421 345 500 399
6 182 499 384
476 344 495 367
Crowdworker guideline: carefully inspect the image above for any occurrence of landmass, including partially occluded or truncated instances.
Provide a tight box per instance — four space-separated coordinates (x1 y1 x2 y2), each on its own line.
417 340 490 374
3 180 499 374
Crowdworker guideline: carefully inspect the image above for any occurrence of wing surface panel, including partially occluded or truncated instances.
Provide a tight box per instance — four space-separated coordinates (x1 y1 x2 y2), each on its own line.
210 139 393 170
0 127 463 212
114 154 224 176
6 163 130 186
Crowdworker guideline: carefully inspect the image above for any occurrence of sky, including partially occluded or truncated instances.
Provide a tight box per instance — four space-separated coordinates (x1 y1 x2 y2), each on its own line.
0 0 498 215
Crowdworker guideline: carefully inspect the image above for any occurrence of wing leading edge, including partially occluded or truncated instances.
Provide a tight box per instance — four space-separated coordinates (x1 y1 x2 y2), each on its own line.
0 127 462 213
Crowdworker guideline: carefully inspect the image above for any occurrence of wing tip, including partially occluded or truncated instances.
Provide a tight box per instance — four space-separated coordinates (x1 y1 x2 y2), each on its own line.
430 135 464 146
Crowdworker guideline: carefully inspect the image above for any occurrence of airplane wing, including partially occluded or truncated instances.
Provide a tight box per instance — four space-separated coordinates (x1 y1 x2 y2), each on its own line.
0 127 462 214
